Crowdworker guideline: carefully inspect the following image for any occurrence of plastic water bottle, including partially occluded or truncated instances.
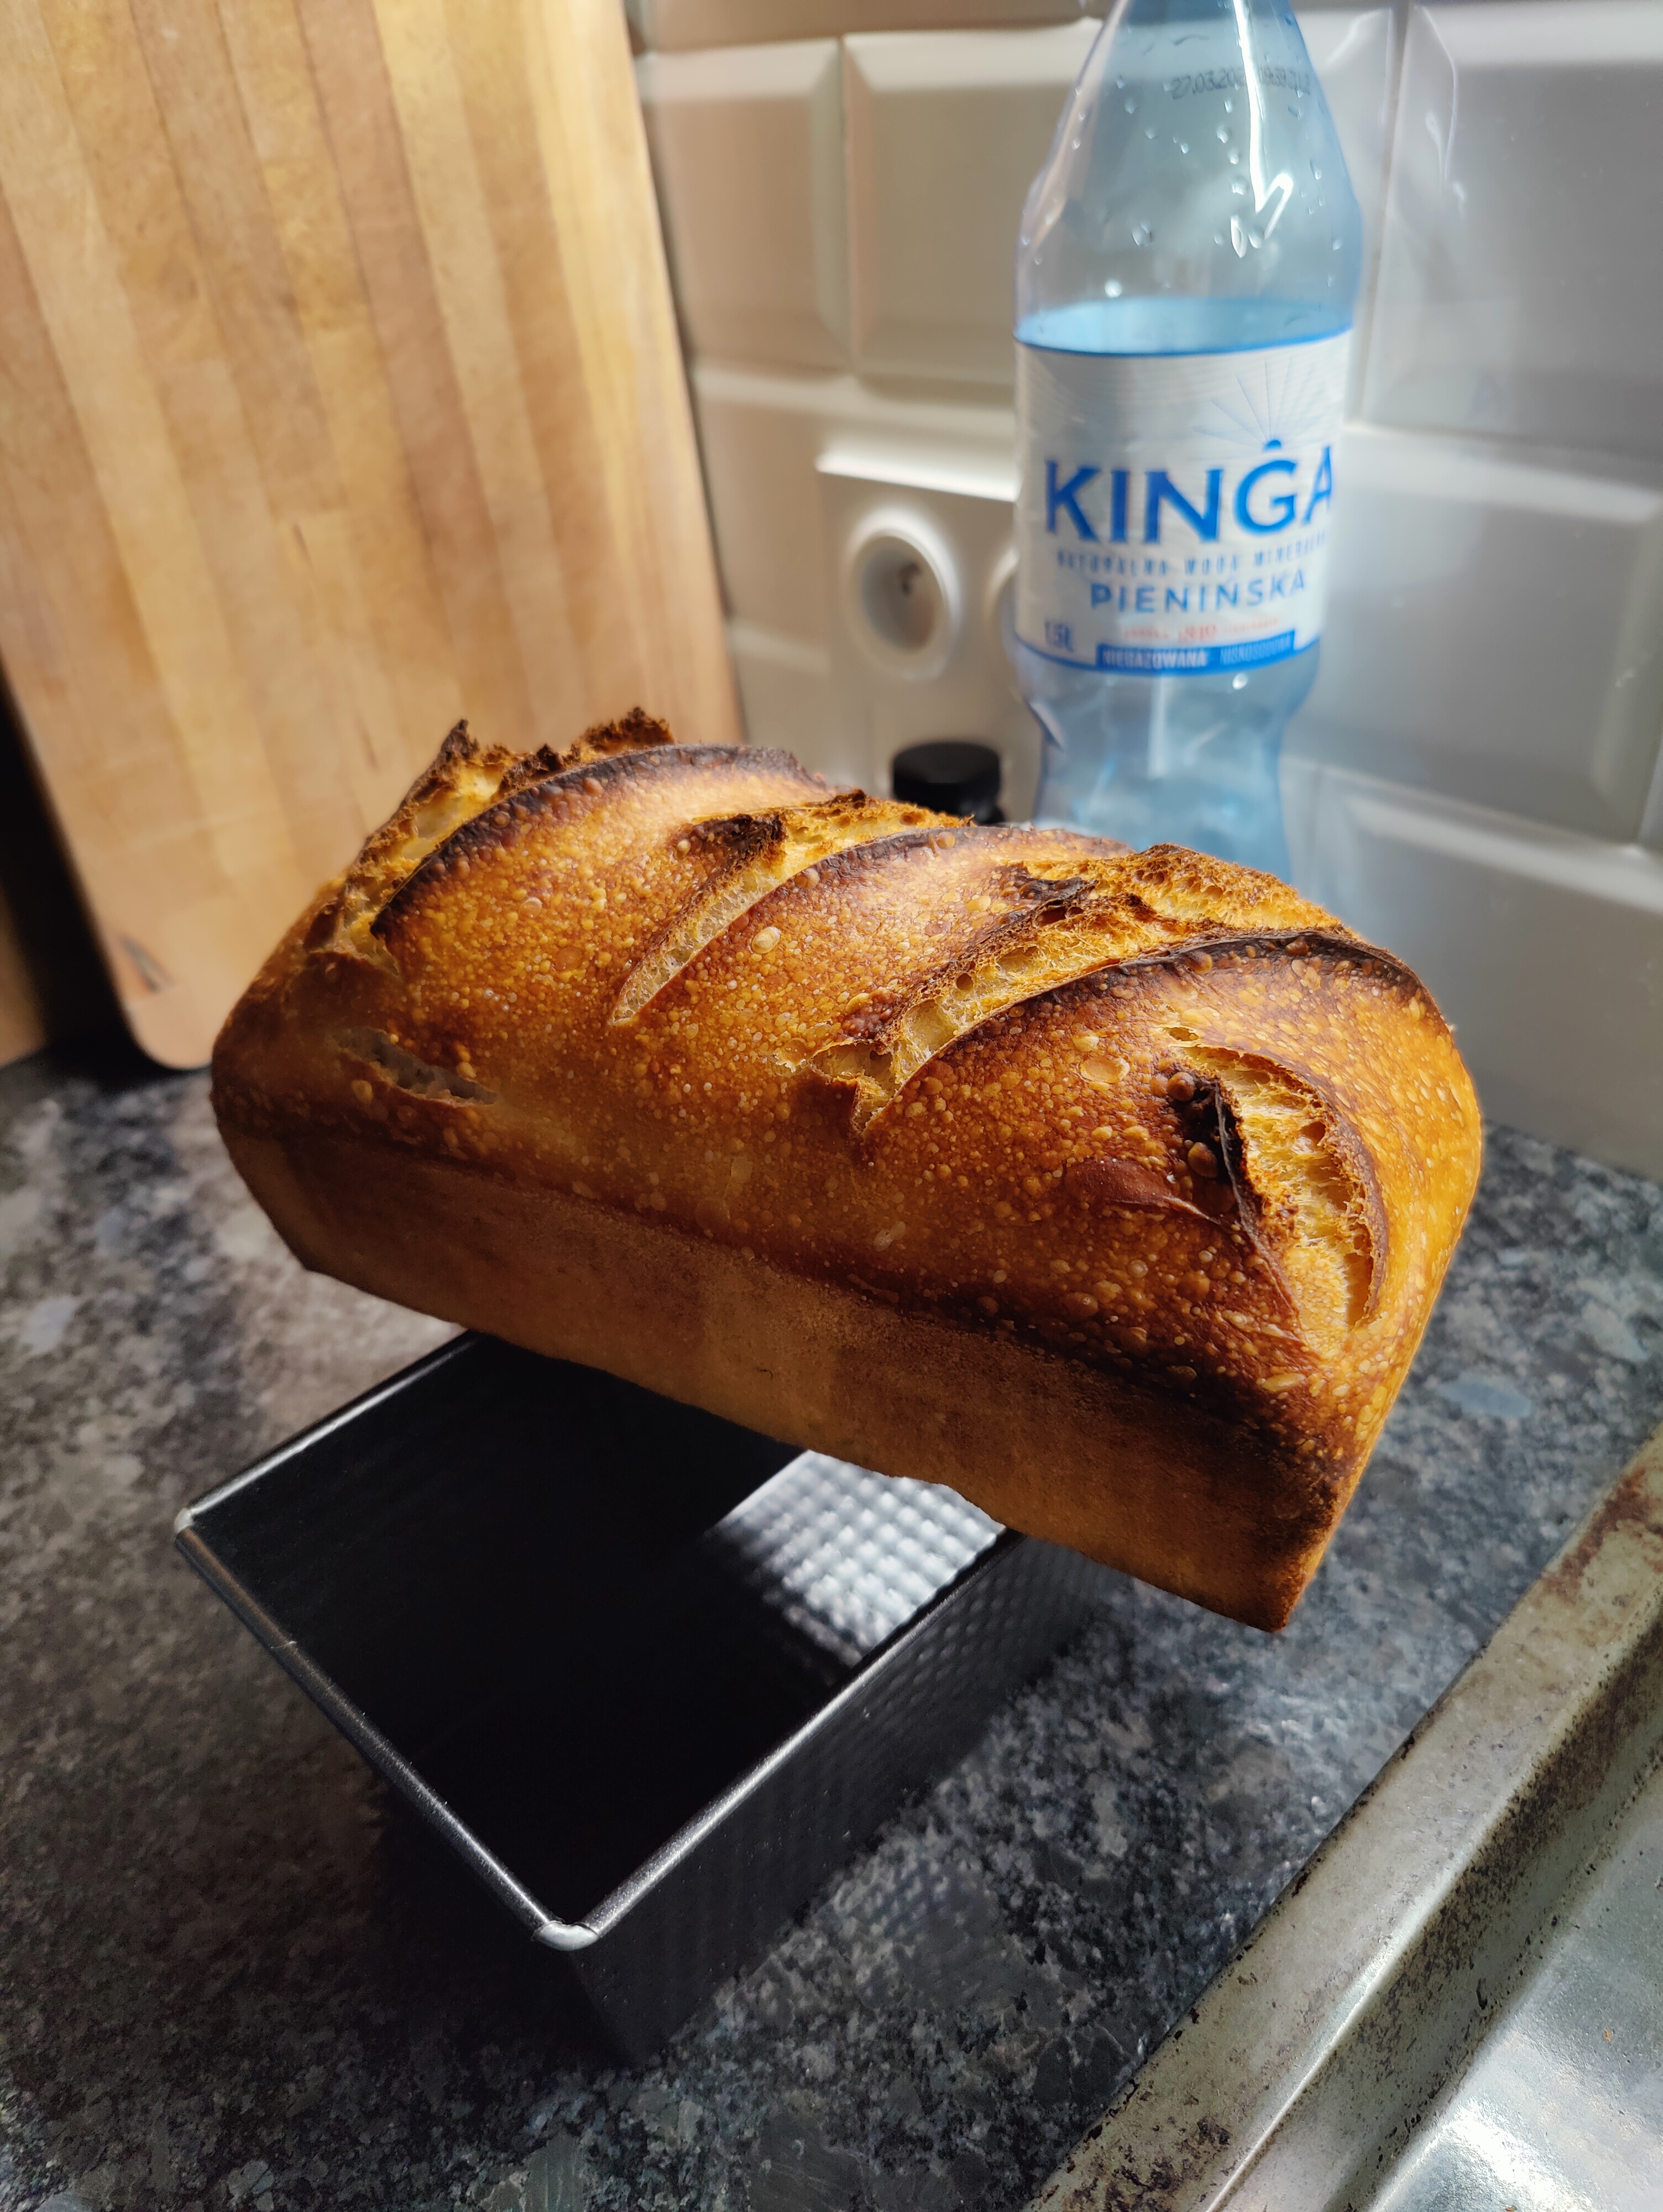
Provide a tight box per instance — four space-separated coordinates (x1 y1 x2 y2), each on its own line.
1012 0 1363 875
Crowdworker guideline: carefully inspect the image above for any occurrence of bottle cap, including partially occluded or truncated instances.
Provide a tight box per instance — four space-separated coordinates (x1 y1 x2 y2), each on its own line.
891 740 1003 825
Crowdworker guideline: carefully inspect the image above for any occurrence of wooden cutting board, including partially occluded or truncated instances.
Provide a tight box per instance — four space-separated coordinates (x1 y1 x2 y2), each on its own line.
0 0 739 1067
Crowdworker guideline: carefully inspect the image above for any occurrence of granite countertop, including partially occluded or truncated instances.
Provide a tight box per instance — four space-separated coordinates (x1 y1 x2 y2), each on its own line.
2 1037 1660 2212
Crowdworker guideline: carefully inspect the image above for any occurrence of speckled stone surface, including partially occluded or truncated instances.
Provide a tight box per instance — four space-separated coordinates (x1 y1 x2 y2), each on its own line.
2 1040 1660 2212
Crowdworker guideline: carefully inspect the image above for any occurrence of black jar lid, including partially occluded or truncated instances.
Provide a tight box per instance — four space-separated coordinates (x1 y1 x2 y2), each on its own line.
891 739 1003 824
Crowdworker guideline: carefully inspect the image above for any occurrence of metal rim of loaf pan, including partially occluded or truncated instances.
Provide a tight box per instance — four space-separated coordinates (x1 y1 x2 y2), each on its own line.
173 1332 1102 2062
1029 1415 1663 2211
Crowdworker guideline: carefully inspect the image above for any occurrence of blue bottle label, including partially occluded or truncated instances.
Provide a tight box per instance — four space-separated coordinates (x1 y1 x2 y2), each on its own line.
1014 332 1350 676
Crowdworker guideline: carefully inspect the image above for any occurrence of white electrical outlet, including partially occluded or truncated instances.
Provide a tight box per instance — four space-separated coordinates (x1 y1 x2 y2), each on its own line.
815 450 1039 814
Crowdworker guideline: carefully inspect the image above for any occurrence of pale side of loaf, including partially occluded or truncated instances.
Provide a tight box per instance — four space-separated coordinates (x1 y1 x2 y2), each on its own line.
212 713 1482 1630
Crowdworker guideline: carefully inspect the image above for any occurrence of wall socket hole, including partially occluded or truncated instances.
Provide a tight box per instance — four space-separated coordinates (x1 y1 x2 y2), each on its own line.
857 534 947 659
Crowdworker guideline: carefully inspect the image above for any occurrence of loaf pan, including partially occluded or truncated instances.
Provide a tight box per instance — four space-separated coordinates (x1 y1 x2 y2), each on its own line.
174 1334 1101 2060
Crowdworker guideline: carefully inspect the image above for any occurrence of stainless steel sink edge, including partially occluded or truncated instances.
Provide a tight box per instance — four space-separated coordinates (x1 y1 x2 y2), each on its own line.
1029 1417 1663 2212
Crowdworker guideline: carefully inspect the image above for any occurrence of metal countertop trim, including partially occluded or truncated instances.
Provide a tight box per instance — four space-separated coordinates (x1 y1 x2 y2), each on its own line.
1029 1416 1663 2212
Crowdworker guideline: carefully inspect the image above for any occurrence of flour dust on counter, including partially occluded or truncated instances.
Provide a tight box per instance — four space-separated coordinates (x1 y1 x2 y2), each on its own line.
1 1041 1659 2212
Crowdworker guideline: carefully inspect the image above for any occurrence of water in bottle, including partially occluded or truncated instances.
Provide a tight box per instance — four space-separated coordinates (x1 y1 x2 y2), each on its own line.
1012 0 1363 875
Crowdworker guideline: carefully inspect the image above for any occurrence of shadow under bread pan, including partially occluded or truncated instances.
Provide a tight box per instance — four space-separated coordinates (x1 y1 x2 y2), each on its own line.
174 1334 1102 2060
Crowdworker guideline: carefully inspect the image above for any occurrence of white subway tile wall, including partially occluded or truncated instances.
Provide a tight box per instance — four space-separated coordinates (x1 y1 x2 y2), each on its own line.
1296 427 1663 839
636 2 1663 1175
1364 2 1663 461
630 2 1104 54
637 41 849 368
692 369 844 644
1283 760 1663 1175
1295 9 1395 410
726 619 837 780
843 25 1097 383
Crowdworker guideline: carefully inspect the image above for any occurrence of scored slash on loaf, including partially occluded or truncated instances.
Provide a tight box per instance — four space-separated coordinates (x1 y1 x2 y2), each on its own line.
212 712 1482 1631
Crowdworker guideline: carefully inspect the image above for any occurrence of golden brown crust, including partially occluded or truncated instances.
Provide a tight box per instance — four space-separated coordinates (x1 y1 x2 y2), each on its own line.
213 714 1483 1629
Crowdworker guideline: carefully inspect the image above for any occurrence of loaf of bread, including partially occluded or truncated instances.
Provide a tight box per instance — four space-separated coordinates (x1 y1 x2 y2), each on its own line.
212 713 1482 1630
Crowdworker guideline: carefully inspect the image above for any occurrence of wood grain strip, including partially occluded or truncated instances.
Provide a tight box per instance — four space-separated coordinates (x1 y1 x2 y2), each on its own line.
47 0 354 893
297 0 537 757
0 112 219 1016
216 0 466 799
519 0 736 740
442 0 627 700
370 0 580 744
0 0 299 891
127 0 389 862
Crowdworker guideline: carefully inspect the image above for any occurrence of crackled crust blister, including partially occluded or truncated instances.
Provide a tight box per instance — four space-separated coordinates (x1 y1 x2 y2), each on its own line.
214 713 1483 1611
